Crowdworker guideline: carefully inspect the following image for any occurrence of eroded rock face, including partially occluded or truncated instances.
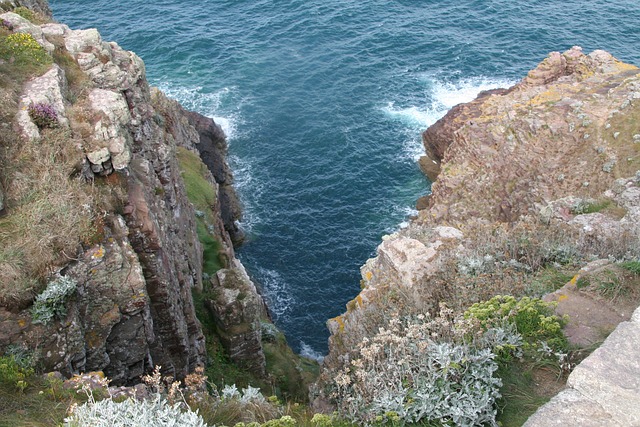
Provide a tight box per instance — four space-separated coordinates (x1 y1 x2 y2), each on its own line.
0 7 268 385
185 111 244 246
0 0 51 17
316 47 640 409
207 260 267 376
15 64 68 141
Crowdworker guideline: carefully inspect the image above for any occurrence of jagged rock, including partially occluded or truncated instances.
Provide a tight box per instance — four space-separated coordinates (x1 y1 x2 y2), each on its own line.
318 47 640 416
86 147 110 165
0 184 4 212
0 11 54 53
87 88 132 170
185 110 245 245
15 64 68 141
363 236 437 289
1 1 274 387
207 260 266 376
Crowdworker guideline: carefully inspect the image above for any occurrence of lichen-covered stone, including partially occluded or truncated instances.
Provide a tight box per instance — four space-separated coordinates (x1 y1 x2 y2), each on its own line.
15 64 68 141
207 260 266 376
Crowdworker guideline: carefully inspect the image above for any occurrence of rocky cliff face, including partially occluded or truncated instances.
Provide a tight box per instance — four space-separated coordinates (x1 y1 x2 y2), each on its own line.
315 47 640 407
0 8 266 384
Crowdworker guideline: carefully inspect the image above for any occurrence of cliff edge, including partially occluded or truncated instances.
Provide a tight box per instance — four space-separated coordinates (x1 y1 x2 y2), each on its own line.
315 47 640 423
0 6 268 385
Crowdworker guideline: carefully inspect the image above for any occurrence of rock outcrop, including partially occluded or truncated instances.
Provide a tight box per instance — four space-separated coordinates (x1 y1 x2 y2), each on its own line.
0 7 267 385
315 47 640 415
524 305 640 427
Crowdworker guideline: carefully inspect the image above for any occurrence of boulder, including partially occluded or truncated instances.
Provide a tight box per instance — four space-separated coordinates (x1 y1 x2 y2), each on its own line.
207 261 266 376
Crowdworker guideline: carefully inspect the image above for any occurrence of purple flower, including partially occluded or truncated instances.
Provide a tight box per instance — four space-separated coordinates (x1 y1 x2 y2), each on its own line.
1 19 13 31
28 102 59 129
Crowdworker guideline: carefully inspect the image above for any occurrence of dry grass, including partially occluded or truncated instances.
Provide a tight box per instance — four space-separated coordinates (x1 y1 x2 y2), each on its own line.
0 127 95 308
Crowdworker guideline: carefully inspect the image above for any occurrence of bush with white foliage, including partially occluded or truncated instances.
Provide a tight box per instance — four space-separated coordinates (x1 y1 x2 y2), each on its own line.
330 308 518 426
64 394 209 427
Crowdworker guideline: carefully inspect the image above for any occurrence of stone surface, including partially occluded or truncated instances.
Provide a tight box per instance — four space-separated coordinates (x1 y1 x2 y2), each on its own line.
207 260 266 376
524 312 640 426
0 0 51 17
15 64 68 141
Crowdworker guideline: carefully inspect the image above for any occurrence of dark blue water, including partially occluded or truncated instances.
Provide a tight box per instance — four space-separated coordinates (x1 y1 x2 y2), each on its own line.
51 0 640 357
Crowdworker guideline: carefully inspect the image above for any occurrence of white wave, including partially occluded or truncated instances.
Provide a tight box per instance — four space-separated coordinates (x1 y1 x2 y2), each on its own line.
154 82 240 140
385 205 419 233
228 154 263 233
430 76 515 110
382 75 517 162
299 341 324 362
255 266 294 318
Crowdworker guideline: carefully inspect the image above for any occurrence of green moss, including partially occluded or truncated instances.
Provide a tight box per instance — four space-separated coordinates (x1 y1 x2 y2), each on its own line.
262 327 320 402
176 147 223 275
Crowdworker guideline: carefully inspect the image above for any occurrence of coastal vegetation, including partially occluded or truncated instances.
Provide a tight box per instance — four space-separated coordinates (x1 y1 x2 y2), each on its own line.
1 3 640 427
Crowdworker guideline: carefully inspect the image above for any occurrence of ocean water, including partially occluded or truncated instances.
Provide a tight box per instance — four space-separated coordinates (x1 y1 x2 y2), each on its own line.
51 0 640 357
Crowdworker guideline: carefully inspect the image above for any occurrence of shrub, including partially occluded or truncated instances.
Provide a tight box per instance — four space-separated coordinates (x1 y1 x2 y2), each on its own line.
28 102 59 129
464 296 567 351
0 32 50 65
0 355 34 392
64 394 209 427
330 314 503 426
12 7 36 23
31 276 77 324
0 19 13 31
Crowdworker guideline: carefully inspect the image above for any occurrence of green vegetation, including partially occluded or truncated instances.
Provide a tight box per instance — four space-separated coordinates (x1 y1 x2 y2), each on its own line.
465 295 567 351
525 267 575 297
0 128 95 307
621 260 640 275
0 31 51 71
176 146 224 275
11 6 48 24
31 276 77 324
0 355 78 426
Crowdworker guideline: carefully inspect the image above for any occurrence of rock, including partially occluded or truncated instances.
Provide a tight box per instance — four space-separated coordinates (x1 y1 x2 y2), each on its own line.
86 147 111 165
15 64 68 141
64 28 102 56
524 311 640 426
86 88 132 171
0 0 51 17
185 110 245 245
0 184 4 212
377 237 438 286
207 261 266 376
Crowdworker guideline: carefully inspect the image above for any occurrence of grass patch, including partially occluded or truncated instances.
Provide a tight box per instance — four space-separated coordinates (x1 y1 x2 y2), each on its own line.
11 6 49 25
526 267 575 297
604 96 640 177
0 128 95 308
176 146 224 275
0 355 76 426
621 260 640 275
496 361 560 427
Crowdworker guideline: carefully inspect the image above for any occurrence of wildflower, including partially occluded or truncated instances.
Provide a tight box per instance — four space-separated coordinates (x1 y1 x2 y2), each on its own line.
28 102 59 129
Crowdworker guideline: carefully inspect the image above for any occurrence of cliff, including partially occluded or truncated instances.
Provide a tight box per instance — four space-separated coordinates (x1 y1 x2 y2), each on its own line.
0 7 268 384
315 47 640 422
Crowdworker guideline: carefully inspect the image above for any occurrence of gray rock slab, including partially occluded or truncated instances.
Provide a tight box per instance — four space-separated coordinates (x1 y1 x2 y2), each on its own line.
523 388 622 427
